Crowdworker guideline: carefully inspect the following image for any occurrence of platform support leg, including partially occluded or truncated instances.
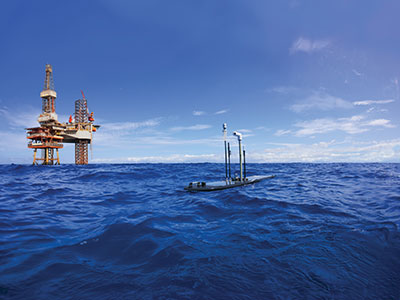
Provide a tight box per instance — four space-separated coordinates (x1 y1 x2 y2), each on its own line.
56 149 60 165
33 149 37 165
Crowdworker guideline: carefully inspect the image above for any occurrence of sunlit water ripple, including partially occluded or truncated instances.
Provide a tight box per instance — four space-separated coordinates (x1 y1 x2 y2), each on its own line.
0 163 399 299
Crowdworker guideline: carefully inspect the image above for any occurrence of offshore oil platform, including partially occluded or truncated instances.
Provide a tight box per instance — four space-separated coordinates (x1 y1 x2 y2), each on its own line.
26 64 100 165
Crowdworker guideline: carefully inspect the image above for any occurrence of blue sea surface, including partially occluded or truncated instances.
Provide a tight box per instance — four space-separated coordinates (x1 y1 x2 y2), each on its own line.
0 163 399 299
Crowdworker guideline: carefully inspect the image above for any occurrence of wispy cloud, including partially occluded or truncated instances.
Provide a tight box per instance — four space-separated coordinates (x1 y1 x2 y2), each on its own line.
102 119 160 131
0 130 27 151
252 139 400 162
237 129 252 133
127 154 217 163
290 37 330 54
366 119 395 128
170 124 211 131
290 91 352 112
193 110 205 116
0 130 34 163
215 109 228 115
133 136 220 145
92 153 219 163
255 126 270 131
393 77 399 100
293 115 395 136
294 116 365 136
94 132 221 148
91 138 400 163
353 99 394 106
274 129 291 136
0 107 41 128
266 86 299 94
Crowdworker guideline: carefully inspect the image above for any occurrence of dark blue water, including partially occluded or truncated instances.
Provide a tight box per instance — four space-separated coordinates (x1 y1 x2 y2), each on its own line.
0 163 399 299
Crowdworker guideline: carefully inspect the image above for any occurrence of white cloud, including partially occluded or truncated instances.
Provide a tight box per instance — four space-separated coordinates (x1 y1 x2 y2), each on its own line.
353 99 394 106
294 117 365 136
366 119 395 128
0 107 41 128
290 91 352 112
0 131 27 151
91 139 400 163
266 86 299 94
251 139 400 163
393 77 399 100
170 124 212 131
275 129 291 136
133 136 220 145
290 37 330 54
350 115 363 121
84 118 163 150
102 119 160 131
237 129 252 133
127 153 217 163
293 115 395 137
92 153 219 163
193 110 205 116
255 126 270 131
94 131 222 148
112 139 396 163
215 109 228 115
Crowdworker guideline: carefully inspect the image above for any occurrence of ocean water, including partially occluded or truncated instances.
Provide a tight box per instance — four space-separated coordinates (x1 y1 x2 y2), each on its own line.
0 163 399 299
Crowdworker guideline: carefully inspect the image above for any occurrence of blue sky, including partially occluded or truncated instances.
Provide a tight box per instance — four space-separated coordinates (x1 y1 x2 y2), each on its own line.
0 0 399 163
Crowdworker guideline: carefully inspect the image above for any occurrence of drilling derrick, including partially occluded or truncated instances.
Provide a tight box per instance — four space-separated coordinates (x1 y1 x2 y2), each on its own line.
62 92 100 165
74 98 89 164
26 64 65 165
41 64 57 113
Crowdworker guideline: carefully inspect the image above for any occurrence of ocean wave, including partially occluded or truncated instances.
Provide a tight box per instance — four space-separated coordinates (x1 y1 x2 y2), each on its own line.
0 163 399 299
